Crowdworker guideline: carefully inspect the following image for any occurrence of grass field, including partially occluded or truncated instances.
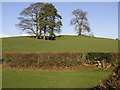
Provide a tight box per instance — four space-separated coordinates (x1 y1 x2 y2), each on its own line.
3 69 111 88
2 35 117 88
0 65 2 89
2 35 118 52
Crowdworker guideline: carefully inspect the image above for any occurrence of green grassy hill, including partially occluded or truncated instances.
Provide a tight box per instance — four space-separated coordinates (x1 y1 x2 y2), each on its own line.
2 35 118 52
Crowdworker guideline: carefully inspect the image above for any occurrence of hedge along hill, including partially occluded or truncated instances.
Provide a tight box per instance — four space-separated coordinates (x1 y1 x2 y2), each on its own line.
2 52 119 69
94 65 120 89
2 35 118 52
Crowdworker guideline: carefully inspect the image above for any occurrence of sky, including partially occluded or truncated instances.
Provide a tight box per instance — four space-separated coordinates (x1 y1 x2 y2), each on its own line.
2 2 118 39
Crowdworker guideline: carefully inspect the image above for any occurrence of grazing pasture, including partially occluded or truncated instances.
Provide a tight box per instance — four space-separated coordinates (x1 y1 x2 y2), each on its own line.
3 68 111 88
2 35 118 88
2 35 118 52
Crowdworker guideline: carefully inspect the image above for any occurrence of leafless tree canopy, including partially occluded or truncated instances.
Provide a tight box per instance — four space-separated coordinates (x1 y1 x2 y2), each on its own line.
71 9 90 36
16 3 44 39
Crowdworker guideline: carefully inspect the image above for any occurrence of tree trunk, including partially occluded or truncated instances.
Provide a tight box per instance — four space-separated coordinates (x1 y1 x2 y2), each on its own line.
78 19 83 36
78 30 81 35
39 26 42 39
39 30 42 39
43 28 46 40
78 28 82 36
36 32 39 39
36 24 39 39
43 36 46 40
36 13 39 39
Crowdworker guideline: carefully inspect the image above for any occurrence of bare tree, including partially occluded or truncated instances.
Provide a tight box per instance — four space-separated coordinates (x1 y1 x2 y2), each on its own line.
71 9 90 36
16 3 44 39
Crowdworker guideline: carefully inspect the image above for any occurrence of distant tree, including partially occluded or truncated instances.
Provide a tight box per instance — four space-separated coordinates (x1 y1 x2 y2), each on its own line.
16 3 62 40
40 3 62 40
71 9 90 36
16 3 44 39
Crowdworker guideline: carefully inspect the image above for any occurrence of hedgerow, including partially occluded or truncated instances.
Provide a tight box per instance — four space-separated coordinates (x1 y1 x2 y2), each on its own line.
2 52 119 68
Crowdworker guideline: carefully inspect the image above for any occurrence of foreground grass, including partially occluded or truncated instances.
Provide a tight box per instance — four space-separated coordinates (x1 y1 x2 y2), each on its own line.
2 35 118 52
3 69 111 88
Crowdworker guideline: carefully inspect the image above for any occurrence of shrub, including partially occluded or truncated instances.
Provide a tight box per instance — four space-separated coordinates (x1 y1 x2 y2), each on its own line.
85 52 111 62
2 52 119 69
2 52 83 68
110 52 120 66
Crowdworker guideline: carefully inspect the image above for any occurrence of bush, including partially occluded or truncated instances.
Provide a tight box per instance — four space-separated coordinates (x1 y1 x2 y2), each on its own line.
2 52 119 68
85 52 111 62
85 52 120 67
2 52 83 68
110 52 120 66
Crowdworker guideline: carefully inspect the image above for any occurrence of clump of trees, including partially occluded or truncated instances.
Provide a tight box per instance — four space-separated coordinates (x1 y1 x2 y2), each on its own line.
17 3 92 40
16 3 62 40
71 9 90 36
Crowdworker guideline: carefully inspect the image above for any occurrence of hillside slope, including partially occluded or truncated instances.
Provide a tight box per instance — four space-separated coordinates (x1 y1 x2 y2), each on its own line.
2 35 118 52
